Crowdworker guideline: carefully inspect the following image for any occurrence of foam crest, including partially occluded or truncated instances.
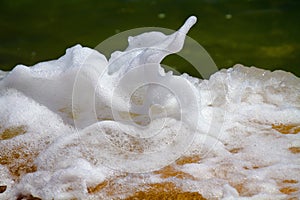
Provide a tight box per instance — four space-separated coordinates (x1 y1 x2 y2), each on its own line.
0 45 108 125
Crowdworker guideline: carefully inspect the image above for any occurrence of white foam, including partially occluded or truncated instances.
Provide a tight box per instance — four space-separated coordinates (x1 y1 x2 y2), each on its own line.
16 159 108 200
0 16 300 199
0 45 108 126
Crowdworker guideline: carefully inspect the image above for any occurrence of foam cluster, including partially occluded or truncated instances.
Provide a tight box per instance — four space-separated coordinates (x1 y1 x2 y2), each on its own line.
0 16 299 200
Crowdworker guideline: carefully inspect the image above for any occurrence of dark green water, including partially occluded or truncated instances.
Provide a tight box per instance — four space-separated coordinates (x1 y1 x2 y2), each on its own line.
1 0 299 77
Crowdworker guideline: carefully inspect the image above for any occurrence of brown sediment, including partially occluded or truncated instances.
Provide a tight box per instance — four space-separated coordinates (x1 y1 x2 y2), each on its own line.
288 147 300 154
118 111 149 126
97 117 113 121
58 107 78 120
229 147 243 154
0 144 38 180
287 197 299 200
279 187 298 195
87 180 108 194
0 185 7 193
16 194 42 200
243 165 268 170
154 165 195 180
232 183 247 196
231 181 259 197
272 123 300 134
118 111 141 119
283 180 299 184
125 182 206 200
176 155 201 165
0 125 27 140
88 174 132 197
278 179 299 195
90 167 202 198
105 181 123 197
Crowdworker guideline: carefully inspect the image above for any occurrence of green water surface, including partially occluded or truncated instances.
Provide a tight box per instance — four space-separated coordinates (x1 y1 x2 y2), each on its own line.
0 0 299 77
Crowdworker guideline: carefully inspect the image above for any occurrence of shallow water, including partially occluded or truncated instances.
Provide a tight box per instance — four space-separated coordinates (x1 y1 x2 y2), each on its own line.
0 0 300 77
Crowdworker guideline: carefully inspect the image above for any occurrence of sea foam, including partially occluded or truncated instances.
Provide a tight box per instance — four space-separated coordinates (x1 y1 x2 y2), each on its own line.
0 16 300 200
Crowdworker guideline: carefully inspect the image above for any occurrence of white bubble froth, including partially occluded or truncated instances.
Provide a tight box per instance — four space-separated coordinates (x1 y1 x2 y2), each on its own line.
0 16 300 199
